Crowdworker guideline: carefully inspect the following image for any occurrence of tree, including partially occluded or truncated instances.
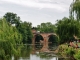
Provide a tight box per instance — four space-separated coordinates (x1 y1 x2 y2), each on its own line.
56 17 79 44
17 21 33 44
70 0 80 38
37 22 56 33
70 0 80 20
0 18 22 60
3 12 21 26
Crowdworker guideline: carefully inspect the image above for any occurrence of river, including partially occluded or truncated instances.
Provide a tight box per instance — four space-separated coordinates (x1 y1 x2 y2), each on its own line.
11 44 70 60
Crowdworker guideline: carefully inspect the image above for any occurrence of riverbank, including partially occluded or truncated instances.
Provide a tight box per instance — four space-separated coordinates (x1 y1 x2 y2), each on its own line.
55 43 80 60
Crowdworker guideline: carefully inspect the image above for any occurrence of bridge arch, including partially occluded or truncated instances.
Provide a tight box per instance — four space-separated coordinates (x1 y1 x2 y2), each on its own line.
31 28 58 45
48 34 58 44
34 34 44 43
32 33 58 44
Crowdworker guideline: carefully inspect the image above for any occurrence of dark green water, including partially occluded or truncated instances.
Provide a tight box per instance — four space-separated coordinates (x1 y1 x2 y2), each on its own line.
11 45 69 60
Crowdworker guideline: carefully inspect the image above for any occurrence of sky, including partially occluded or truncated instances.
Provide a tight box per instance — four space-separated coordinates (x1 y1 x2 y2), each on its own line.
0 0 73 27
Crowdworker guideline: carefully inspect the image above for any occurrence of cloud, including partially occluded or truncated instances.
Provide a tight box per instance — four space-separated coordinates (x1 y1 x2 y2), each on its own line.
0 0 73 26
0 0 69 12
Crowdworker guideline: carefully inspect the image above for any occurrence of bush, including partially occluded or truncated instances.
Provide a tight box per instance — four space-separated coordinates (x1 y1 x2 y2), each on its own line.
58 44 76 58
66 47 75 57
74 50 80 60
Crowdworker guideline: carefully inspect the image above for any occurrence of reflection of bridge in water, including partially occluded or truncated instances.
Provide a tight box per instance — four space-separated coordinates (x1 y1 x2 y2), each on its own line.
32 29 58 52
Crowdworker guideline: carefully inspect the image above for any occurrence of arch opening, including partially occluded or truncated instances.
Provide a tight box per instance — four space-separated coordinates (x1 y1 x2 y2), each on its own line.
34 34 44 49
48 34 58 50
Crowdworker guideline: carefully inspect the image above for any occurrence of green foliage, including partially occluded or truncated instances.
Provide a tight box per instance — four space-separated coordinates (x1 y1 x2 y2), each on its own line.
37 22 56 33
66 47 75 56
58 44 75 58
17 21 33 44
70 0 80 20
74 50 80 60
0 18 22 44
0 40 13 60
0 18 22 60
0 48 5 60
3 12 21 26
56 17 79 43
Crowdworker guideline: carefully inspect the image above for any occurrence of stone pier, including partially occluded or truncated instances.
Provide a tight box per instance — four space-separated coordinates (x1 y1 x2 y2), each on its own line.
40 36 49 52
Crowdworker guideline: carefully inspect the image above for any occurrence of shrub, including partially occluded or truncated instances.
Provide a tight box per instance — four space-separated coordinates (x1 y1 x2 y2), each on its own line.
74 50 80 60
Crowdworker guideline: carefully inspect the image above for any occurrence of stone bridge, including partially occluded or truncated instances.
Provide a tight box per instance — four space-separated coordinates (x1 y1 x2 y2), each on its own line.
32 28 56 44
32 33 55 44
32 28 58 52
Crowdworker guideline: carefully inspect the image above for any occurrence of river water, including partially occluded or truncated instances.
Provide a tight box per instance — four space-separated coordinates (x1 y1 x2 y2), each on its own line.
11 45 69 60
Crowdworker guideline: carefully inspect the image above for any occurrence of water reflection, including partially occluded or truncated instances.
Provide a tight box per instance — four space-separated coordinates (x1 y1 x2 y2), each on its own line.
30 54 58 60
12 45 69 60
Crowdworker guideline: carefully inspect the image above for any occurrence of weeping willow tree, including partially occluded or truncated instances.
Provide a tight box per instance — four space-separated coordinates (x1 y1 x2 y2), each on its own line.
70 0 80 20
56 17 79 44
70 0 80 38
0 18 22 60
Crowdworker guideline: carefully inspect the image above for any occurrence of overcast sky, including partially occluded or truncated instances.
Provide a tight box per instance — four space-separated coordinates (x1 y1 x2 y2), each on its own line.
0 0 73 27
